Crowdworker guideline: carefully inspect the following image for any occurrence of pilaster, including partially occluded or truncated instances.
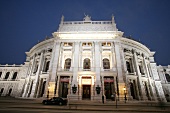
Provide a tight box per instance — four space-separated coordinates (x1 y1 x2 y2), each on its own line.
94 41 102 101
48 41 61 97
132 49 147 100
114 41 125 100
70 42 80 100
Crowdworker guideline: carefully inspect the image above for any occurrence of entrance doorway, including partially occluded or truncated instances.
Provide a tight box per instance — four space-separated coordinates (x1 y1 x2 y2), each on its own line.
82 85 91 99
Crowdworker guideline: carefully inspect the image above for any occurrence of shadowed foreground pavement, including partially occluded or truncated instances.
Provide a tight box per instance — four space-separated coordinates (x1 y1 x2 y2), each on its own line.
0 97 170 113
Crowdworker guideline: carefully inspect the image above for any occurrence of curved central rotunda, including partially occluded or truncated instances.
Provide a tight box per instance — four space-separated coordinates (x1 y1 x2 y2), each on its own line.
22 15 166 101
0 15 167 102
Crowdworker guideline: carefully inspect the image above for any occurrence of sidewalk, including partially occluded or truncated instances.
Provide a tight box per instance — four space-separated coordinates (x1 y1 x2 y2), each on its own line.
0 97 170 112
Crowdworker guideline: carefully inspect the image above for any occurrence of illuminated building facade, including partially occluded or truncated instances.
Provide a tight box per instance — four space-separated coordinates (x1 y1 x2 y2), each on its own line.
0 15 169 102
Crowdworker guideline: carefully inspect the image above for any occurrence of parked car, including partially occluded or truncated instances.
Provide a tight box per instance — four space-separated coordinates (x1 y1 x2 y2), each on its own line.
42 97 67 105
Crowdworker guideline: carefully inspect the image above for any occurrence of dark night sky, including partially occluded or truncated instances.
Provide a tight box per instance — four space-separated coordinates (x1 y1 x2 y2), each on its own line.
0 0 170 66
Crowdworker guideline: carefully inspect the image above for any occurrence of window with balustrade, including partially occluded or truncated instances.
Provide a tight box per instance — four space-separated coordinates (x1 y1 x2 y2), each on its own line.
126 58 134 73
103 58 110 69
44 61 50 72
64 58 71 70
139 62 145 75
83 58 91 69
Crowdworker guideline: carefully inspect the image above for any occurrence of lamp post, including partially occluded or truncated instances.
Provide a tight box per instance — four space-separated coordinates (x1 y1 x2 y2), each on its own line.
123 87 127 103
47 86 50 99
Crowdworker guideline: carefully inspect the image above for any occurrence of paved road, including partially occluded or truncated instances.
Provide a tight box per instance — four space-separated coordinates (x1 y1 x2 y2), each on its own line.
0 97 169 113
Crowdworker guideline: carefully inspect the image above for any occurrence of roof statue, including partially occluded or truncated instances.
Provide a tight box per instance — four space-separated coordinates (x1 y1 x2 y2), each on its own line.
112 14 115 23
83 14 91 21
60 15 64 24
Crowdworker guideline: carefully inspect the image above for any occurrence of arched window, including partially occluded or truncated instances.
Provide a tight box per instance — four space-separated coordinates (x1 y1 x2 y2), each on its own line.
0 88 4 95
64 58 71 70
83 58 90 69
165 74 170 82
0 72 2 78
103 58 110 69
12 72 17 80
126 61 131 73
44 61 50 72
33 62 38 73
139 62 145 75
4 72 10 79
126 59 133 73
8 88 12 96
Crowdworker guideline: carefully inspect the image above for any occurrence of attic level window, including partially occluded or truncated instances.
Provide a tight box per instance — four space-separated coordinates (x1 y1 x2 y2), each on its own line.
102 42 111 46
107 43 111 46
68 43 73 46
82 42 92 46
88 43 92 46
64 42 73 46
48 49 52 52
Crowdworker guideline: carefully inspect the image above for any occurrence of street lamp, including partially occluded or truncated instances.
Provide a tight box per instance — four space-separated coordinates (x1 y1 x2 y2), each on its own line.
123 87 127 103
47 86 50 99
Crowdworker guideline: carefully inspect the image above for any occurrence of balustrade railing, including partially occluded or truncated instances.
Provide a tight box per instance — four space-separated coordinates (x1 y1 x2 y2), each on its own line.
63 21 112 25
56 67 116 72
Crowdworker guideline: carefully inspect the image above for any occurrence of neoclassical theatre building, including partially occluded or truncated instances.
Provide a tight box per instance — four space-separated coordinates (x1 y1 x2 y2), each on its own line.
0 15 170 102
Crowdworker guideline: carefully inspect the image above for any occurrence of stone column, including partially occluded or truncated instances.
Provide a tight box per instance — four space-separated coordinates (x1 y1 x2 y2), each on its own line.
142 54 156 100
78 76 82 100
114 41 125 101
91 76 95 100
132 49 147 100
58 49 63 70
68 76 72 95
49 41 61 98
70 42 80 100
94 41 102 101
30 50 44 98
55 75 60 97
111 46 116 70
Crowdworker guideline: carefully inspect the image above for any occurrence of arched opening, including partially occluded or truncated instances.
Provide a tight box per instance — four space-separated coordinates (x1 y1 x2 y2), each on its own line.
103 58 110 69
83 58 90 69
59 77 69 98
165 74 170 82
64 58 71 70
40 81 46 97
104 77 115 100
0 72 2 78
33 62 38 74
44 61 50 72
8 88 12 96
139 62 145 75
0 88 4 96
130 82 136 99
4 72 10 79
126 59 133 73
165 94 170 102
12 72 17 80
144 82 150 100
28 81 33 97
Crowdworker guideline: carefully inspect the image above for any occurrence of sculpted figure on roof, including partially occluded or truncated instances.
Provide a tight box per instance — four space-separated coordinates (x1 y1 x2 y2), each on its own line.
83 14 91 21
